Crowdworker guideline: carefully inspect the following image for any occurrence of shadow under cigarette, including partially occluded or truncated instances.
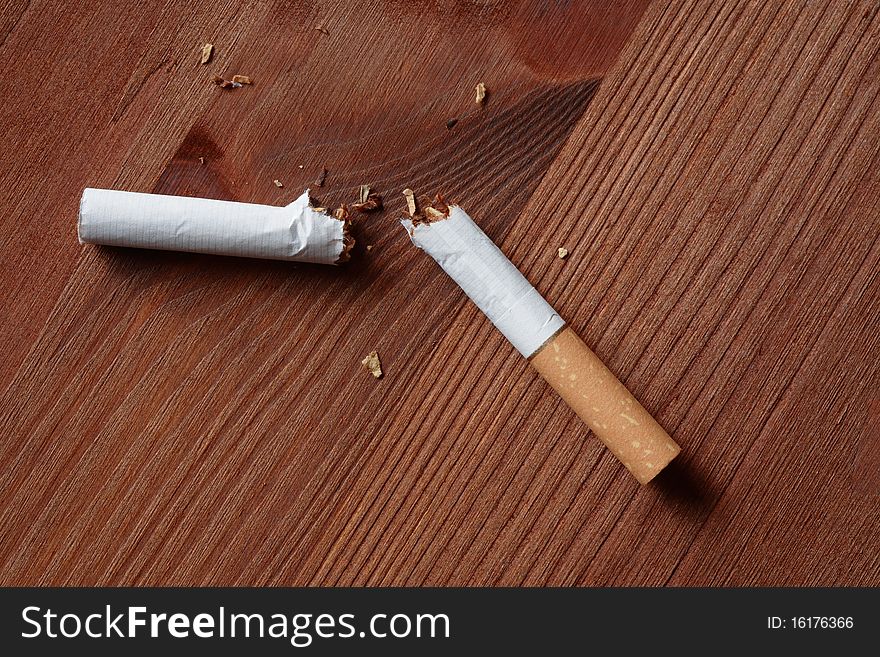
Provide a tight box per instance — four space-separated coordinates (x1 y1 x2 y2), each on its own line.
94 237 374 285
653 458 717 517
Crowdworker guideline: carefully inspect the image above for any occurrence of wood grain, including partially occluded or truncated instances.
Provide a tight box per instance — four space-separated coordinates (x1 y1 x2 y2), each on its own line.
1 0 878 586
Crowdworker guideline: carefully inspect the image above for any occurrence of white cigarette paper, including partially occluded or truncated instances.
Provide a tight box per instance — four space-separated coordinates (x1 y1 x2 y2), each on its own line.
402 205 680 484
78 188 349 265
402 206 564 357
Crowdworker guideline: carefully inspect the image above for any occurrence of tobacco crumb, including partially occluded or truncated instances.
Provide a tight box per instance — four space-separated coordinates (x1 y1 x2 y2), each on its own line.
314 167 328 187
431 193 449 215
352 193 383 213
198 156 205 165
312 207 326 213
298 164 304 169
273 179 283 188
446 118 458 130
231 74 253 85
403 188 417 216
361 351 383 378
200 43 214 65
333 205 350 221
557 247 569 259
475 81 487 106
212 74 242 89
359 184 370 204
424 207 446 220
315 25 330 35
366 244 374 251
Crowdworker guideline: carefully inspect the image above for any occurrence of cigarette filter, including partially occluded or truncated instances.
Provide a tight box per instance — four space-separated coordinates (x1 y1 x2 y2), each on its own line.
402 206 680 484
78 188 351 264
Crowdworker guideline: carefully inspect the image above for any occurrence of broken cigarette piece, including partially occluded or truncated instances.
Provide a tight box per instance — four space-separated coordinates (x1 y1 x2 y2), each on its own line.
78 188 352 265
401 202 680 484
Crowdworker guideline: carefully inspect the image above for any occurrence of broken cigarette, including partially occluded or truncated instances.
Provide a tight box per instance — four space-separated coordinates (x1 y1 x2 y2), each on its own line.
78 188 352 265
402 204 680 484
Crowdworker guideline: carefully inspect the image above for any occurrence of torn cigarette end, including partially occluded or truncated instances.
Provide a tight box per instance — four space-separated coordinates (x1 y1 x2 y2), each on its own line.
331 204 355 264
337 229 355 264
401 204 680 484
200 43 214 65
408 194 450 226
558 247 568 259
403 188 417 216
475 82 487 105
361 351 383 378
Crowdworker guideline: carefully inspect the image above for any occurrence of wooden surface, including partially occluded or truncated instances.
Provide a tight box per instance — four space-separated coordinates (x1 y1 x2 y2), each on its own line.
1 0 877 586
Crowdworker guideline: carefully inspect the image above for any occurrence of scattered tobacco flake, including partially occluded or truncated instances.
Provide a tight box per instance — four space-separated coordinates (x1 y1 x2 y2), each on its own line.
312 207 327 213
446 118 458 130
314 167 328 187
352 192 383 213
315 25 330 35
200 43 214 65
298 164 304 169
334 205 350 221
273 179 283 188
424 207 446 220
198 156 205 165
212 74 242 89
361 351 383 378
231 74 252 85
366 244 374 251
359 184 370 203
475 81 487 105
403 188 417 216
557 247 569 259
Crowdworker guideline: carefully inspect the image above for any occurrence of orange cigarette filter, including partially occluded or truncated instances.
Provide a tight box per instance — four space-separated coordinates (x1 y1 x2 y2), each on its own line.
402 203 680 484
531 327 679 483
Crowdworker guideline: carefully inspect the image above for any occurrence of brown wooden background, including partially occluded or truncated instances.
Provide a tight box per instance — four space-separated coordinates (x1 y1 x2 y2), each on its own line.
1 0 878 586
